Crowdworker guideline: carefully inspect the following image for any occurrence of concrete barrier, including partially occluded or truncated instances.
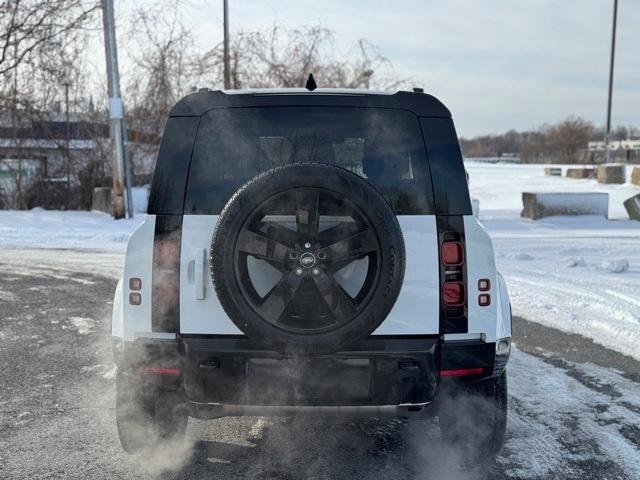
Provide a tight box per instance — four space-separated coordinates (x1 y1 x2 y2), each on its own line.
624 193 640 220
566 167 596 179
92 187 112 213
597 164 625 184
631 167 640 186
521 192 609 220
471 197 480 217
544 167 562 176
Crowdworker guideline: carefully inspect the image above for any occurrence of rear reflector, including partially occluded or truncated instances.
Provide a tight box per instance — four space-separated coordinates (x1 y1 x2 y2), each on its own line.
441 241 464 266
136 367 181 376
129 277 142 291
443 281 465 306
129 292 141 306
440 367 484 377
478 278 491 291
478 294 491 306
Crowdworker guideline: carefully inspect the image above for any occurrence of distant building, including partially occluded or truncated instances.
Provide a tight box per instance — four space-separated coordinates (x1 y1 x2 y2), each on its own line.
464 153 521 164
587 139 640 163
0 113 157 208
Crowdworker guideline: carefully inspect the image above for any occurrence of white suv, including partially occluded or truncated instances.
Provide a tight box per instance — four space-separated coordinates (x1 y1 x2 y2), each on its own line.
111 87 512 459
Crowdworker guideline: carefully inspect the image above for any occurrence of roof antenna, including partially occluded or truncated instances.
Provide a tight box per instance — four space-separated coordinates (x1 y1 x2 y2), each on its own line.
305 73 317 91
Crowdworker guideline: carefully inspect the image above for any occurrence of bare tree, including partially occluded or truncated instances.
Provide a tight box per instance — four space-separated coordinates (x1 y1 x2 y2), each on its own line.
125 1 200 140
460 117 600 164
200 23 406 91
547 117 594 164
0 12 100 209
0 0 98 76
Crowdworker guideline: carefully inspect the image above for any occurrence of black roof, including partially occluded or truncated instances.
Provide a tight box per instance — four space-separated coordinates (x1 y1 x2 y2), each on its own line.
170 88 451 118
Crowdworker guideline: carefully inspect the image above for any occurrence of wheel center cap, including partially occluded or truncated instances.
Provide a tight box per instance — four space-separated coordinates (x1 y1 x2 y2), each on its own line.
299 252 316 268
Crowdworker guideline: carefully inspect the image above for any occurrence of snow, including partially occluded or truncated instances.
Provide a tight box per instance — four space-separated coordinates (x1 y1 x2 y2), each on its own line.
0 208 141 252
131 186 149 214
467 161 640 361
0 186 147 251
600 258 630 273
505 347 640 479
67 316 94 335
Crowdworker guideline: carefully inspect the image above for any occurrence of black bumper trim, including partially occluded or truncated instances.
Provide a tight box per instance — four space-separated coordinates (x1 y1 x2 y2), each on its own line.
440 340 496 371
189 401 433 420
182 336 439 407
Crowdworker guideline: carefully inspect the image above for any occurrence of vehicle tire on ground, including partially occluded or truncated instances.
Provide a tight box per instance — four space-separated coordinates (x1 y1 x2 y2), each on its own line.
115 372 187 454
438 370 508 463
211 162 406 355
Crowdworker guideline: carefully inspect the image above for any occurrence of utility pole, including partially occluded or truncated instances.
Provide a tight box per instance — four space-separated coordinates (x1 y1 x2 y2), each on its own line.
101 0 133 219
64 82 70 209
604 0 618 164
223 0 231 89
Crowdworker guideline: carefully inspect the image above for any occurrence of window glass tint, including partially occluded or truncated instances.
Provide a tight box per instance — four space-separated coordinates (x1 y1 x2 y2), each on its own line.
185 107 434 215
148 116 199 215
419 117 472 215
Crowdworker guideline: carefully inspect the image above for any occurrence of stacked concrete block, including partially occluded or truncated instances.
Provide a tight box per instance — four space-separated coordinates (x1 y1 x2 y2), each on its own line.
624 193 640 220
521 192 609 220
566 167 596 179
597 164 625 184
631 167 640 186
92 187 112 213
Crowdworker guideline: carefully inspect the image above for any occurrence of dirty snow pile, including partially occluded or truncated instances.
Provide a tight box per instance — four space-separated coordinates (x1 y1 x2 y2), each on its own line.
0 208 140 252
0 187 147 252
467 161 640 361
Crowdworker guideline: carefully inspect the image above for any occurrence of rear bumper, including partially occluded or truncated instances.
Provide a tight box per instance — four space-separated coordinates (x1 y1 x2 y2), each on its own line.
115 335 506 416
182 336 439 408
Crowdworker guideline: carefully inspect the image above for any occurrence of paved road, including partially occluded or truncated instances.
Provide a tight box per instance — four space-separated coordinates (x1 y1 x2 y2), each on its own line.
1 249 639 480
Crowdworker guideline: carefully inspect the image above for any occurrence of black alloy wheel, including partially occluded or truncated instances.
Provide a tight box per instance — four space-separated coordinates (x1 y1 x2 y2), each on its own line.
211 163 405 355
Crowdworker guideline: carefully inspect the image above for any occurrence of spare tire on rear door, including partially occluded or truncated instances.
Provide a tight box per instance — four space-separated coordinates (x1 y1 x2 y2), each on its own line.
210 163 405 355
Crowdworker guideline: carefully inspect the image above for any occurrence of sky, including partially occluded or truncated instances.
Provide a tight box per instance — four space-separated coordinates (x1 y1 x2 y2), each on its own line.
123 0 639 138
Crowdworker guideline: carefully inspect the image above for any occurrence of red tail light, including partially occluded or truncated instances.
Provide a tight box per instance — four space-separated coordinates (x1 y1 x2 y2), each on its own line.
136 367 180 376
441 241 464 266
438 226 467 332
152 224 181 333
155 282 179 304
156 240 180 266
440 367 484 377
443 281 465 306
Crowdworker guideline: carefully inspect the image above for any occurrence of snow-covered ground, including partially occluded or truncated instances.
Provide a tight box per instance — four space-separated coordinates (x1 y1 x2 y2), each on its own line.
0 208 139 252
466 161 640 361
502 346 640 479
0 162 638 360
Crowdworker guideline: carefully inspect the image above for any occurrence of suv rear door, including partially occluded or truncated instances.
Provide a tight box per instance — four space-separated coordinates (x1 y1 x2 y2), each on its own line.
177 106 443 336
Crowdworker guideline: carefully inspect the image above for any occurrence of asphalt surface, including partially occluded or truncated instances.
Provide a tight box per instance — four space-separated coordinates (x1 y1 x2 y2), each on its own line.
0 249 639 479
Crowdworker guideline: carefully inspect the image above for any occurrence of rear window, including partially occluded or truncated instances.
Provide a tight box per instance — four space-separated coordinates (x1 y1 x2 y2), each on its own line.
184 107 435 215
